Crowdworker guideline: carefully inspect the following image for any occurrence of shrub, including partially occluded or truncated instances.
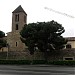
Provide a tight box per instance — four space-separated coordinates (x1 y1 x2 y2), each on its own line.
48 60 75 66
0 60 75 66
32 60 47 64
0 60 31 65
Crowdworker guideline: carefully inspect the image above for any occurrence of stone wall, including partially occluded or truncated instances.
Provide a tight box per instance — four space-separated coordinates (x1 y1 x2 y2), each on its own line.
0 48 75 60
7 51 44 60
62 48 75 60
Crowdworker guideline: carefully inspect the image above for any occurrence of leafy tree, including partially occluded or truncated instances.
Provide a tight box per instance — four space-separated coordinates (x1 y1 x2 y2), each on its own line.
0 31 7 49
20 20 67 60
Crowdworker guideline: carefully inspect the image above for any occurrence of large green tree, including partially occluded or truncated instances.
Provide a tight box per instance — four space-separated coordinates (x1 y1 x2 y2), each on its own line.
20 20 67 59
0 31 7 49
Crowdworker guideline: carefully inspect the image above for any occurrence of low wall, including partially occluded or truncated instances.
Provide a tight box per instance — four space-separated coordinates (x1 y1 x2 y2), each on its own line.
7 51 45 60
0 49 75 60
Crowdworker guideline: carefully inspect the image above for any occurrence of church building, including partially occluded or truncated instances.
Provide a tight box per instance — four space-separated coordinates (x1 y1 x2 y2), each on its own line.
0 5 75 60
7 5 27 51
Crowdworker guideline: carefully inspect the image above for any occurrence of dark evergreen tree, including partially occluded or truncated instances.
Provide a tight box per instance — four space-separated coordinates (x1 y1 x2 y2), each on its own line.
20 20 67 60
0 31 7 49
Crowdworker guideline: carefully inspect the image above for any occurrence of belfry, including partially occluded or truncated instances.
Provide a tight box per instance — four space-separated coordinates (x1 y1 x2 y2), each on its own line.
7 5 27 51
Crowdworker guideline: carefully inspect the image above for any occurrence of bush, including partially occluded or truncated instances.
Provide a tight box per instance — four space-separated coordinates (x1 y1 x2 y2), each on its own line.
32 60 47 64
48 60 75 66
0 60 75 66
0 60 47 65
0 60 31 65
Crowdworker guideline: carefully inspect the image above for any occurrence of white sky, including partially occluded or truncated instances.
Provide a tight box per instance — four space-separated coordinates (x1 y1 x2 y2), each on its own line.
0 0 75 37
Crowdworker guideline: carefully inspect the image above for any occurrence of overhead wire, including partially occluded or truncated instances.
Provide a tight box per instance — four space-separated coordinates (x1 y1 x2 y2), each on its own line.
44 7 75 18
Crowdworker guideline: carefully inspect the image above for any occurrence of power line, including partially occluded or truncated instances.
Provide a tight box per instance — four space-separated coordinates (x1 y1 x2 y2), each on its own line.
44 7 75 18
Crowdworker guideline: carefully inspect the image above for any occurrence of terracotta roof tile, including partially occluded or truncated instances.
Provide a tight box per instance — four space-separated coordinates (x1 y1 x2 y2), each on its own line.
65 37 75 41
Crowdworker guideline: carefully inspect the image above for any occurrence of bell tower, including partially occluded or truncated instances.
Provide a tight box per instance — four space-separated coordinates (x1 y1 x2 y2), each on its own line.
12 5 27 32
7 5 27 51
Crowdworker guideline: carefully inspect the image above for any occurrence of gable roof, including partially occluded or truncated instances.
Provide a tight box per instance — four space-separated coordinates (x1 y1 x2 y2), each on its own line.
12 5 27 15
65 37 75 41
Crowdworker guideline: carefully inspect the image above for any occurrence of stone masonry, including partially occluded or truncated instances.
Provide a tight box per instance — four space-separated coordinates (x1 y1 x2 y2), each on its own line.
7 5 27 51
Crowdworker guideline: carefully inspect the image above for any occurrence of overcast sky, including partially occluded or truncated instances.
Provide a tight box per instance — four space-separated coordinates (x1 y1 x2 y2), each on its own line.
0 0 75 37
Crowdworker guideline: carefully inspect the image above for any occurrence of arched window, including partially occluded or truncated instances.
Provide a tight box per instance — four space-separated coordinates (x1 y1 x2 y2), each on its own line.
16 24 18 30
66 44 71 48
15 14 19 22
16 42 17 47
24 15 26 23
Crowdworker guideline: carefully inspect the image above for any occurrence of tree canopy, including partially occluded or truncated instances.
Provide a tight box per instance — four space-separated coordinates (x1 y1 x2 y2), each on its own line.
0 31 7 49
20 20 67 55
0 31 5 38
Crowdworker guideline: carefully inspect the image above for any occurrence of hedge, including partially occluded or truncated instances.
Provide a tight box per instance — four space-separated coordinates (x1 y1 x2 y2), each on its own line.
0 60 75 66
0 60 31 65
48 60 75 66
32 60 47 64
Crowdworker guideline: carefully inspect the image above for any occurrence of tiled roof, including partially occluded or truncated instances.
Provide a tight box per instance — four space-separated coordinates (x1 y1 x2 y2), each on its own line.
12 5 27 15
65 37 75 41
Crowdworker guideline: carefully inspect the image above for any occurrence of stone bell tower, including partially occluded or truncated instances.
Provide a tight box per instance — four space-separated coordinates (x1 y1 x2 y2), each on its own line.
12 5 27 32
7 5 27 51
